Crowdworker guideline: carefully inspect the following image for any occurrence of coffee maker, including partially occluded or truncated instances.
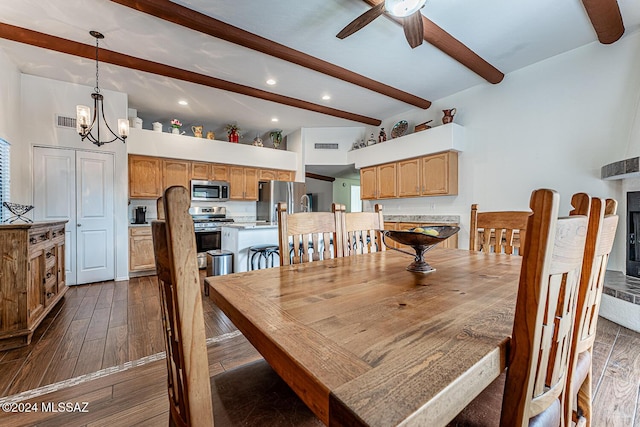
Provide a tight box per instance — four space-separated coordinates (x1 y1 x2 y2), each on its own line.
133 206 147 224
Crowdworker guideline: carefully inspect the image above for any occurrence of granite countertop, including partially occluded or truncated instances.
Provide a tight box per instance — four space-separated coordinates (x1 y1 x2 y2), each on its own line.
383 215 460 224
222 222 278 230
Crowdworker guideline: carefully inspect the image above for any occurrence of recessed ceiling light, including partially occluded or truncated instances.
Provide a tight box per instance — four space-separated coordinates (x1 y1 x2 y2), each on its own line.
271 117 279 122
178 100 188 106
322 94 331 100
266 79 277 85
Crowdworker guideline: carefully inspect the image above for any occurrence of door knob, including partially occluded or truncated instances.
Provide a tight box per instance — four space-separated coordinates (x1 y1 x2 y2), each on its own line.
77 223 82 227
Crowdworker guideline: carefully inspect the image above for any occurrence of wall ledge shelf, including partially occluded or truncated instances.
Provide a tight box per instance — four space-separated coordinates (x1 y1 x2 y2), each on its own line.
126 128 297 170
347 123 466 169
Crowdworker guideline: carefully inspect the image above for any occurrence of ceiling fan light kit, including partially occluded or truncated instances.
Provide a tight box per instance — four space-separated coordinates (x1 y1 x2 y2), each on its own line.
338 0 425 48
384 0 426 18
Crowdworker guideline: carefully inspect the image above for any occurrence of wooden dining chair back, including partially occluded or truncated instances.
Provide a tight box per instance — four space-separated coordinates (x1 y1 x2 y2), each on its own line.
469 203 531 255
499 190 590 426
451 190 590 427
151 186 213 427
564 198 618 427
341 203 385 256
277 202 344 265
154 187 322 426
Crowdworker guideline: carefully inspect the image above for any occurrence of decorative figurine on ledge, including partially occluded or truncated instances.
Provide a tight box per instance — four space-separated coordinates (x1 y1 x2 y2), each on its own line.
270 129 283 149
226 124 240 143
379 128 387 143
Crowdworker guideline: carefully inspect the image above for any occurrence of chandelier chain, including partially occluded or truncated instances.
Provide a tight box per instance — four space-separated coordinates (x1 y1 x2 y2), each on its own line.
94 37 100 94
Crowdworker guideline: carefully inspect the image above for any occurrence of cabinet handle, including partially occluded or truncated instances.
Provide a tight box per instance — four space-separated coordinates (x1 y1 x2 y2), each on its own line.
46 272 53 279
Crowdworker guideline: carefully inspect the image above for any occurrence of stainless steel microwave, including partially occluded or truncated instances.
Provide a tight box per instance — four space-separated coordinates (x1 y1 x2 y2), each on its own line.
190 180 229 202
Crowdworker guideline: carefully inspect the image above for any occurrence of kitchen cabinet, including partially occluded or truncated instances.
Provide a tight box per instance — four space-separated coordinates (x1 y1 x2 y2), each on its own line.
362 151 458 200
229 166 259 200
162 159 191 191
0 221 68 350
383 221 458 250
259 169 295 181
130 154 290 199
397 158 421 197
129 155 162 198
191 162 210 180
421 151 458 196
360 164 397 199
191 162 229 181
129 226 155 272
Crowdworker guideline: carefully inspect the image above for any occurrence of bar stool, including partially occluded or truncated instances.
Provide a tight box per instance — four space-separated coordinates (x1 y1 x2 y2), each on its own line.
248 244 279 270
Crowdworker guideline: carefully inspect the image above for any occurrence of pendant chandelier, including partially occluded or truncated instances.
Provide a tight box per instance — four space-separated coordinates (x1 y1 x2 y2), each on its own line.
76 31 129 147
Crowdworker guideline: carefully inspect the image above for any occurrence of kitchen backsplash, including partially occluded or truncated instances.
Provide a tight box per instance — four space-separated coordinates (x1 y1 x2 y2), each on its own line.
129 200 257 224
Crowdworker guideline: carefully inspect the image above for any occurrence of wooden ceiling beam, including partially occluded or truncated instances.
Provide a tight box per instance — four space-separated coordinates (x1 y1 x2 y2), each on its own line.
581 0 625 44
361 0 504 84
110 0 431 109
0 23 381 127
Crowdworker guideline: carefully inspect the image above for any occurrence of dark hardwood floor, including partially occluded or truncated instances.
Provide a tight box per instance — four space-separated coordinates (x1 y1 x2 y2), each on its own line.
0 275 638 426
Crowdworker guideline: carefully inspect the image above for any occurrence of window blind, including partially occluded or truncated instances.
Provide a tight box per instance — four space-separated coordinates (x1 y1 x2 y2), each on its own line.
0 139 10 222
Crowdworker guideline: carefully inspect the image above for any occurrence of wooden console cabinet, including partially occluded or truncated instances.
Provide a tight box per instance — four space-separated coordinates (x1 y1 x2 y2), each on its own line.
0 221 68 350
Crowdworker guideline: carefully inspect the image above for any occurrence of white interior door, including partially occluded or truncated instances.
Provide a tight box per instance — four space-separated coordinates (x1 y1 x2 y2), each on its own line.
75 151 114 284
33 147 76 284
33 147 115 285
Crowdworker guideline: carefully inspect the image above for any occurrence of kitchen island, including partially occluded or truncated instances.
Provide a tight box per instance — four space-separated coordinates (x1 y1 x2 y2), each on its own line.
221 223 279 273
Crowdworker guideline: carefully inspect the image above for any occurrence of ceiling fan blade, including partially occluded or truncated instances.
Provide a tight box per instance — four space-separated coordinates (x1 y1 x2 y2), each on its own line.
337 2 385 39
403 10 424 48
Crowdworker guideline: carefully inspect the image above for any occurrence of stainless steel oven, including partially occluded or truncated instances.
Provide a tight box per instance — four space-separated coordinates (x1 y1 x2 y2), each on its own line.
190 207 233 269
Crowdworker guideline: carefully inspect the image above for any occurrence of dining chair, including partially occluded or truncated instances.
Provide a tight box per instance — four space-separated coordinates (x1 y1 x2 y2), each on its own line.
339 203 385 256
450 190 590 427
152 186 321 426
564 198 618 427
277 201 344 265
469 203 531 255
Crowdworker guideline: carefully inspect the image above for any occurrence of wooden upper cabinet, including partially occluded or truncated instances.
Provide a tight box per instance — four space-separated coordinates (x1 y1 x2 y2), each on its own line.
421 151 458 196
259 169 277 181
377 163 397 199
129 155 162 198
260 169 294 182
360 150 458 200
360 167 377 200
397 158 421 198
211 164 229 181
162 159 191 192
229 166 258 200
244 168 259 200
277 170 295 181
191 162 210 180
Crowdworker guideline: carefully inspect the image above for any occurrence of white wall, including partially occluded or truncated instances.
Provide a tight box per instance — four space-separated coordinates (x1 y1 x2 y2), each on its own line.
334 177 361 212
305 177 333 212
0 49 23 205
362 31 640 271
18 75 130 281
303 126 365 165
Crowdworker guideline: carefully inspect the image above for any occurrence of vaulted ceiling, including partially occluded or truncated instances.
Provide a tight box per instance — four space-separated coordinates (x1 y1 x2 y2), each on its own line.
0 0 637 142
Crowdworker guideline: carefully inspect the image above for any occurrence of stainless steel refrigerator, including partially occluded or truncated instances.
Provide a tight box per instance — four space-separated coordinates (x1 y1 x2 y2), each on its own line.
257 180 308 223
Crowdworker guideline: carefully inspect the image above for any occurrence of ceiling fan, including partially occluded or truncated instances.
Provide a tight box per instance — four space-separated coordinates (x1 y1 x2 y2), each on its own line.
337 0 427 48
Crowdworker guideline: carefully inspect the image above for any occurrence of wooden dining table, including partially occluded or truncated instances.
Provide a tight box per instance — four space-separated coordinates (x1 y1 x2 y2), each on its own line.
206 247 522 426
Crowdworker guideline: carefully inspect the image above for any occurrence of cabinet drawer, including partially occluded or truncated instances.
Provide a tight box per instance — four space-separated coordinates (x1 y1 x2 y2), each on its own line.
51 226 66 244
44 280 58 307
130 227 152 237
29 229 50 249
44 246 56 269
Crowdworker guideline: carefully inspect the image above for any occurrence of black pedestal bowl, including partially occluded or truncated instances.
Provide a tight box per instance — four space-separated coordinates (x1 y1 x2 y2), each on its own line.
382 226 460 273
